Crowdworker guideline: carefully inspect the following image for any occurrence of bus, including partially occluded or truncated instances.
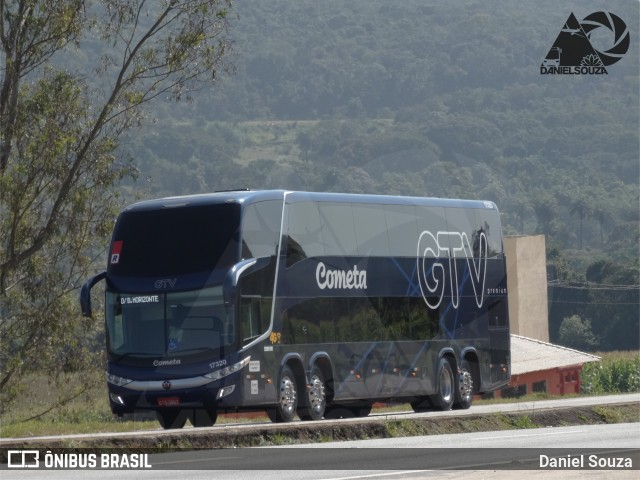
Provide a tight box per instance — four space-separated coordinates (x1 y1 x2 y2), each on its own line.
80 190 510 429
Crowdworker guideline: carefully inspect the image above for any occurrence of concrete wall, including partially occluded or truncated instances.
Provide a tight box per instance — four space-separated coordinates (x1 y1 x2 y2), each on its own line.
504 235 549 342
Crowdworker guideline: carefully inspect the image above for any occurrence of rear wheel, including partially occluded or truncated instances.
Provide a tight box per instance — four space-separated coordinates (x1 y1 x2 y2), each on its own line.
267 365 298 423
298 366 326 421
324 405 354 419
324 402 372 419
429 357 455 411
453 359 474 410
350 403 372 418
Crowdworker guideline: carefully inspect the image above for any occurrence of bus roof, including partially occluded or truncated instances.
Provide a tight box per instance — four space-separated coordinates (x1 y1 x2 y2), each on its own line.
123 190 499 213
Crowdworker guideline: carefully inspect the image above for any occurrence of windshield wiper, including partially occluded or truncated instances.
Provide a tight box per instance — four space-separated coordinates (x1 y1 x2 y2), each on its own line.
173 347 216 355
243 334 261 343
112 348 218 361
112 351 160 361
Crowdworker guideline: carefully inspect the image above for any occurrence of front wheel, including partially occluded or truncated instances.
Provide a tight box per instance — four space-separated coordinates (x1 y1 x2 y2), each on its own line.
156 409 188 429
190 408 218 427
267 365 298 423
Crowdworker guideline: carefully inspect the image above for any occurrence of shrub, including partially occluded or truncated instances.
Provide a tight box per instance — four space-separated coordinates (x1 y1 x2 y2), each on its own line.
581 354 640 394
559 315 597 351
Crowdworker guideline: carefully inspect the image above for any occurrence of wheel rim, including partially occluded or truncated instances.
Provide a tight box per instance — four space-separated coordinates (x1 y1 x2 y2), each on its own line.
440 366 453 403
459 369 473 401
307 373 325 414
280 374 297 415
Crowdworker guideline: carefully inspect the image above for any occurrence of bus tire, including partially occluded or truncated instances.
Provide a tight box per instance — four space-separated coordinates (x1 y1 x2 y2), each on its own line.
350 403 372 417
298 365 326 421
268 365 298 423
410 397 432 413
325 402 371 418
156 409 187 429
430 357 455 411
324 405 354 419
453 359 474 410
191 408 218 427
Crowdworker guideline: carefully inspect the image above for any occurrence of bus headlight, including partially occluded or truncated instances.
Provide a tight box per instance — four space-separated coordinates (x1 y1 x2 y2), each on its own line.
204 356 251 381
107 372 133 387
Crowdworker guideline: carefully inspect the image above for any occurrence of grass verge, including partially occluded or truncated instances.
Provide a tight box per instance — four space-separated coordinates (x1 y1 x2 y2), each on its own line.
1 403 637 454
2 351 638 439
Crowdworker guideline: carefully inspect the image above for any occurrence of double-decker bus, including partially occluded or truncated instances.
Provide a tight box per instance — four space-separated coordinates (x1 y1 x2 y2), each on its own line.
81 190 510 429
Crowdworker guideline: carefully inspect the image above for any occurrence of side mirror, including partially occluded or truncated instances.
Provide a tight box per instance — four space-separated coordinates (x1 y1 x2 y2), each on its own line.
80 271 106 317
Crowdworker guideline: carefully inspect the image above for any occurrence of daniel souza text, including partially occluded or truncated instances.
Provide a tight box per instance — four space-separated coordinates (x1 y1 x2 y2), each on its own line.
540 66 607 74
540 454 633 469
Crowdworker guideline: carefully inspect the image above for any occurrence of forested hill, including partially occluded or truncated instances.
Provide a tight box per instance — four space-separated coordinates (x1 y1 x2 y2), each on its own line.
118 0 638 348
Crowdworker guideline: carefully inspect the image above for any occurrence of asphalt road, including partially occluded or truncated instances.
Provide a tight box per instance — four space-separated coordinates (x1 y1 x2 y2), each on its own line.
2 393 638 444
2 395 639 479
3 423 639 479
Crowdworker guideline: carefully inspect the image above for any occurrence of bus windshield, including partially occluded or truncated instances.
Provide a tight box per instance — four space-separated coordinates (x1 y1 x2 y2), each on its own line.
105 286 233 360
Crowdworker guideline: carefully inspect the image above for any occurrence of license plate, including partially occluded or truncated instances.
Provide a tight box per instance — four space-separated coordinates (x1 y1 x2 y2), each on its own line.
157 396 180 407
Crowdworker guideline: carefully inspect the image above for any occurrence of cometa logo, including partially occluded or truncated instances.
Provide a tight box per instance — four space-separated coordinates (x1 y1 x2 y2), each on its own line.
541 11 629 75
316 262 367 290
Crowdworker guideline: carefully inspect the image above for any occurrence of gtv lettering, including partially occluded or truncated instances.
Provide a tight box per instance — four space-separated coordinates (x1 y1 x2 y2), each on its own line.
154 278 177 289
417 230 487 310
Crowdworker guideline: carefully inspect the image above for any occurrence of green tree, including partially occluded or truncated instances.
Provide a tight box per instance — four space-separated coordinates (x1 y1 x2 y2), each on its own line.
569 195 593 250
532 194 557 236
585 259 640 350
592 201 612 249
0 0 233 414
558 315 597 351
509 196 533 234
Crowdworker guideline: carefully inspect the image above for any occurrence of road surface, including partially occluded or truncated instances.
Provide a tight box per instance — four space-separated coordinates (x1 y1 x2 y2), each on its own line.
3 423 638 479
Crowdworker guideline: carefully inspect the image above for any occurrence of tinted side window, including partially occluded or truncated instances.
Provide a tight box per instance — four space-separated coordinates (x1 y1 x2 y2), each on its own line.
281 296 439 344
384 205 420 257
240 296 271 345
445 207 503 258
286 201 324 266
242 200 283 259
415 205 448 258
481 209 504 256
318 202 358 256
352 204 390 256
444 207 480 257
